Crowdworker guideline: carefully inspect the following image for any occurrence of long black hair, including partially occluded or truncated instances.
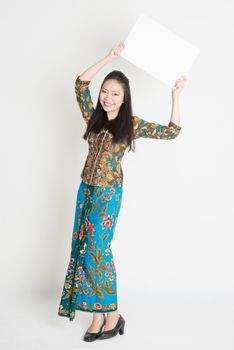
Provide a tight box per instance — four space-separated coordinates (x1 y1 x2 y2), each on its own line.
83 70 136 152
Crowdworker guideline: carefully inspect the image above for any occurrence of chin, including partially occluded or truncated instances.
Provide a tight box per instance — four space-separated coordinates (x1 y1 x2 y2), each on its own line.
103 106 113 111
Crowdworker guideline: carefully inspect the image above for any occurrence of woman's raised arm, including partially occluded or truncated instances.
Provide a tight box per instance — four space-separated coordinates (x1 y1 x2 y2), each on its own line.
75 42 125 125
132 116 182 140
132 75 188 139
79 42 125 81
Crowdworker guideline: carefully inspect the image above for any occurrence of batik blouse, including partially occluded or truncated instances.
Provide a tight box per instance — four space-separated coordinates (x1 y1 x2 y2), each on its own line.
75 75 182 187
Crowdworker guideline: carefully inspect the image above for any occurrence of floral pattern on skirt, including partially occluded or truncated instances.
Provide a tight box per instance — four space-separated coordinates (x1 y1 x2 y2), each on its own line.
58 180 123 321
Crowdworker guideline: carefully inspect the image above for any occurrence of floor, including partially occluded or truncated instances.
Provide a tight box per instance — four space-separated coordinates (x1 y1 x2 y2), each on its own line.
1 289 234 350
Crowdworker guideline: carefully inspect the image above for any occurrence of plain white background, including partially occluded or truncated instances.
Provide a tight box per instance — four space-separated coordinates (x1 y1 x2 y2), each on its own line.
0 0 233 349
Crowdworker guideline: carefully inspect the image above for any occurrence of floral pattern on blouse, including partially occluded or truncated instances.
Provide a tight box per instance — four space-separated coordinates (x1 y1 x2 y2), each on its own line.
75 75 182 187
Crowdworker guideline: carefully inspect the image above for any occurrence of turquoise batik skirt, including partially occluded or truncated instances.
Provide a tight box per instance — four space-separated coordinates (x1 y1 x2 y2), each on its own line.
58 180 123 321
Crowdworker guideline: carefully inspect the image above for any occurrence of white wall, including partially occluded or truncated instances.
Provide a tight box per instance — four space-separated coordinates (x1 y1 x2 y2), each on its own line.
0 0 233 348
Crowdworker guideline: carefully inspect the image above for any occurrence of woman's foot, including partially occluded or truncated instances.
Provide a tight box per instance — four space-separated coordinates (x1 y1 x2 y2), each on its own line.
96 314 125 339
103 311 120 331
87 313 105 333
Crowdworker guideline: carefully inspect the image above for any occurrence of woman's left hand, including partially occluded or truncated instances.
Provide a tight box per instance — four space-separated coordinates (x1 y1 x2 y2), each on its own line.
171 75 188 98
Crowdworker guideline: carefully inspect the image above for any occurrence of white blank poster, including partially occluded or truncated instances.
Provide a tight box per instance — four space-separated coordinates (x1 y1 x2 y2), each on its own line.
121 13 200 87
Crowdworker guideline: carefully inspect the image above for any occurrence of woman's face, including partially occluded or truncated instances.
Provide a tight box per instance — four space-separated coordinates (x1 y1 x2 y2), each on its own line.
99 79 125 119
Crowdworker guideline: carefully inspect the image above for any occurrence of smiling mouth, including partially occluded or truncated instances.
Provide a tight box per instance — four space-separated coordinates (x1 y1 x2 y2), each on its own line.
103 102 112 107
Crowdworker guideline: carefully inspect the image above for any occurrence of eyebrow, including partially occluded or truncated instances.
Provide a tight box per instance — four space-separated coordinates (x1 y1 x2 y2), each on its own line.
101 87 120 93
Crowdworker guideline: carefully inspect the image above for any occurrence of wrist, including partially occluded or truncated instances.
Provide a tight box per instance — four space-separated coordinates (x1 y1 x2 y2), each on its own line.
104 55 113 63
172 93 180 101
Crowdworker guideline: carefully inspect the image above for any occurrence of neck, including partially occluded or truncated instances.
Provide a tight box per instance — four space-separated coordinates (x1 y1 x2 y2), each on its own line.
107 111 118 120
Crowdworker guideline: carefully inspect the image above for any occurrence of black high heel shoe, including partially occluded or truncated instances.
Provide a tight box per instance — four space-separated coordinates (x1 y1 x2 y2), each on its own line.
96 314 125 340
83 313 106 342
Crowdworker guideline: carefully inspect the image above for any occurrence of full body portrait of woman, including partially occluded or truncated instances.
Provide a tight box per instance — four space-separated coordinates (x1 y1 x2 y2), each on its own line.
58 42 187 342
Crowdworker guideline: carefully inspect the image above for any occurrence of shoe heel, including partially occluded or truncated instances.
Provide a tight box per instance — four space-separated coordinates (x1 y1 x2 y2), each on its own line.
119 322 125 335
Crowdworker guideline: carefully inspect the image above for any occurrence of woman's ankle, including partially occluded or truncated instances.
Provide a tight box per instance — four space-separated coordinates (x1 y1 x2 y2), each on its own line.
106 311 119 318
92 312 105 320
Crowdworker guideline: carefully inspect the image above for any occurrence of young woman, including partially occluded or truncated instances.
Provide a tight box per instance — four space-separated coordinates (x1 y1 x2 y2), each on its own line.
58 42 187 341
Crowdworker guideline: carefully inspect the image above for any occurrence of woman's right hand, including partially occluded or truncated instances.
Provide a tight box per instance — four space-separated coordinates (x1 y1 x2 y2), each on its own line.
106 42 125 60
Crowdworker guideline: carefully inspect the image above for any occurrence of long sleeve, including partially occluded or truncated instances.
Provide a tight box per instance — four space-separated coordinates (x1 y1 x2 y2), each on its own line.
74 75 95 125
132 116 182 140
